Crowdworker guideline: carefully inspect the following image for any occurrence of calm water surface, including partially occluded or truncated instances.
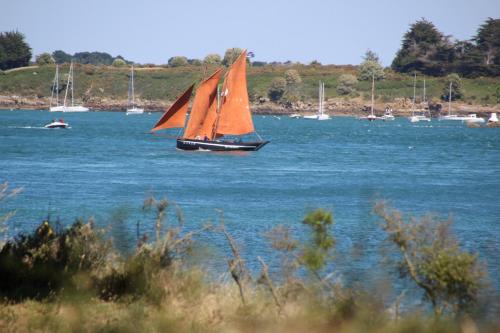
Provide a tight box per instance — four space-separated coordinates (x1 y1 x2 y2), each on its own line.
1 110 499 295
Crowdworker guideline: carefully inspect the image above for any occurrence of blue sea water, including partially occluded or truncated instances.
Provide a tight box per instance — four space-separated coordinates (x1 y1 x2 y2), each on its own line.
1 110 499 297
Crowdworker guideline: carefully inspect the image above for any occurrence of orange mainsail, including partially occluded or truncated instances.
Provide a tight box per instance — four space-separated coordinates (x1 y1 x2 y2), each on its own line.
151 84 194 132
183 68 223 139
215 50 255 136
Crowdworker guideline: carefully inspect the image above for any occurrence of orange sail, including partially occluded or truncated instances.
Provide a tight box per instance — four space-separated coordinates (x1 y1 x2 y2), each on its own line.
215 50 255 136
183 68 223 139
151 84 194 132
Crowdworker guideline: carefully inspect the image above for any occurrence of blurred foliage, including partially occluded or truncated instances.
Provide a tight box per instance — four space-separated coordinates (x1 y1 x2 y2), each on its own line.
168 56 188 67
0 193 495 332
374 202 485 316
222 47 243 66
35 53 55 66
337 74 358 95
0 31 31 70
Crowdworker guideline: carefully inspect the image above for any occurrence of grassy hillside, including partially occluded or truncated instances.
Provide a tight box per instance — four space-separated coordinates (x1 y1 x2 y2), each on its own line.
0 63 499 107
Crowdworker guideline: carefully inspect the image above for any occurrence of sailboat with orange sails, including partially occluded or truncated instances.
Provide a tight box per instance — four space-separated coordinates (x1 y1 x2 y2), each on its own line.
151 50 269 151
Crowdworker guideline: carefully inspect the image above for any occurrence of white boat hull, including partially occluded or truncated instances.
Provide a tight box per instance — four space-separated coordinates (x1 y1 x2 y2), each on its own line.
126 107 144 115
409 115 431 122
44 121 69 129
303 114 330 120
50 106 89 112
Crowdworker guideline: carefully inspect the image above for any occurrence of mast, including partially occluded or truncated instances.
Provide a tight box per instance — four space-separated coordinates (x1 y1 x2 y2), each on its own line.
131 65 135 108
412 72 416 117
448 81 452 116
71 62 74 107
50 65 59 107
63 62 72 107
371 74 375 116
56 65 59 106
318 81 322 115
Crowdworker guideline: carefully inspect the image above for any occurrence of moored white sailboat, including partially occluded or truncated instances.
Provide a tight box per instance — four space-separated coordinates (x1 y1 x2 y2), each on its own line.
51 62 89 112
304 81 330 120
151 50 269 151
126 65 144 115
409 74 430 122
359 74 378 121
439 81 462 121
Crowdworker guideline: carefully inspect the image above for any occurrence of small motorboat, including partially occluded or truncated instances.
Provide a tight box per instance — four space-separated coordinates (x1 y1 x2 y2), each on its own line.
462 114 485 124
488 113 498 123
289 113 302 119
44 119 69 129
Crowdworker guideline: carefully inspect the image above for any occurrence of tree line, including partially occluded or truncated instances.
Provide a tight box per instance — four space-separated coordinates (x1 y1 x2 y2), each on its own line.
1 18 498 76
392 18 500 77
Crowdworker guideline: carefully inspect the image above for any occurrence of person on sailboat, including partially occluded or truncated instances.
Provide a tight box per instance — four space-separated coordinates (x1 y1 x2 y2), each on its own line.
203 135 209 141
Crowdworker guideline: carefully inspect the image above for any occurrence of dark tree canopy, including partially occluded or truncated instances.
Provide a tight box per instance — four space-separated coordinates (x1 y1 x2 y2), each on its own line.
392 18 500 77
52 50 72 64
391 19 454 76
474 18 500 66
0 31 32 70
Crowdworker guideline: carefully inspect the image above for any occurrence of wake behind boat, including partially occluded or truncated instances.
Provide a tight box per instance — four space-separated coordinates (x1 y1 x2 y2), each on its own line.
151 50 269 152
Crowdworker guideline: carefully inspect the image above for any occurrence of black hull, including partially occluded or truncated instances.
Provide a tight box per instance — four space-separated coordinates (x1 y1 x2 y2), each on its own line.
176 139 269 151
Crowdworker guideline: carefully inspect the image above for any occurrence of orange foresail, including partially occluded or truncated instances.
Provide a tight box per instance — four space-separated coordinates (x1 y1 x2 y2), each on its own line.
215 50 255 136
151 84 194 132
183 68 223 139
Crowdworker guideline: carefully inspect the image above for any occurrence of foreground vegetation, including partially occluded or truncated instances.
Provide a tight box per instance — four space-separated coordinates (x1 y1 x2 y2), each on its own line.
0 183 497 332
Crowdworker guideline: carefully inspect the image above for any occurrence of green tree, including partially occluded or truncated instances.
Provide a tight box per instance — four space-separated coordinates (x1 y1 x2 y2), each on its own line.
203 53 222 65
375 202 484 316
268 77 286 101
0 31 32 70
358 50 385 81
52 50 72 64
168 56 188 67
222 47 243 66
35 52 54 66
73 51 115 65
474 18 500 66
337 74 358 95
391 19 454 76
441 73 463 101
112 58 126 67
188 58 202 66
300 209 335 274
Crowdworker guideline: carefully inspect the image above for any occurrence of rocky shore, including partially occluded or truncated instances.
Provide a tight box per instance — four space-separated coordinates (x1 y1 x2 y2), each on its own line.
1 94 499 118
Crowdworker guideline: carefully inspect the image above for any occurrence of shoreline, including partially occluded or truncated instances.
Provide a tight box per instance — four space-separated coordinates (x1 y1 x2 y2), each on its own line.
1 95 499 118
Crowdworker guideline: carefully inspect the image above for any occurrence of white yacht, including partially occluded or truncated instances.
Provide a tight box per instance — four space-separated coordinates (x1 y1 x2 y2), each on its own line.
126 65 144 115
50 61 89 112
439 82 462 121
463 114 485 124
409 75 430 122
304 81 330 120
